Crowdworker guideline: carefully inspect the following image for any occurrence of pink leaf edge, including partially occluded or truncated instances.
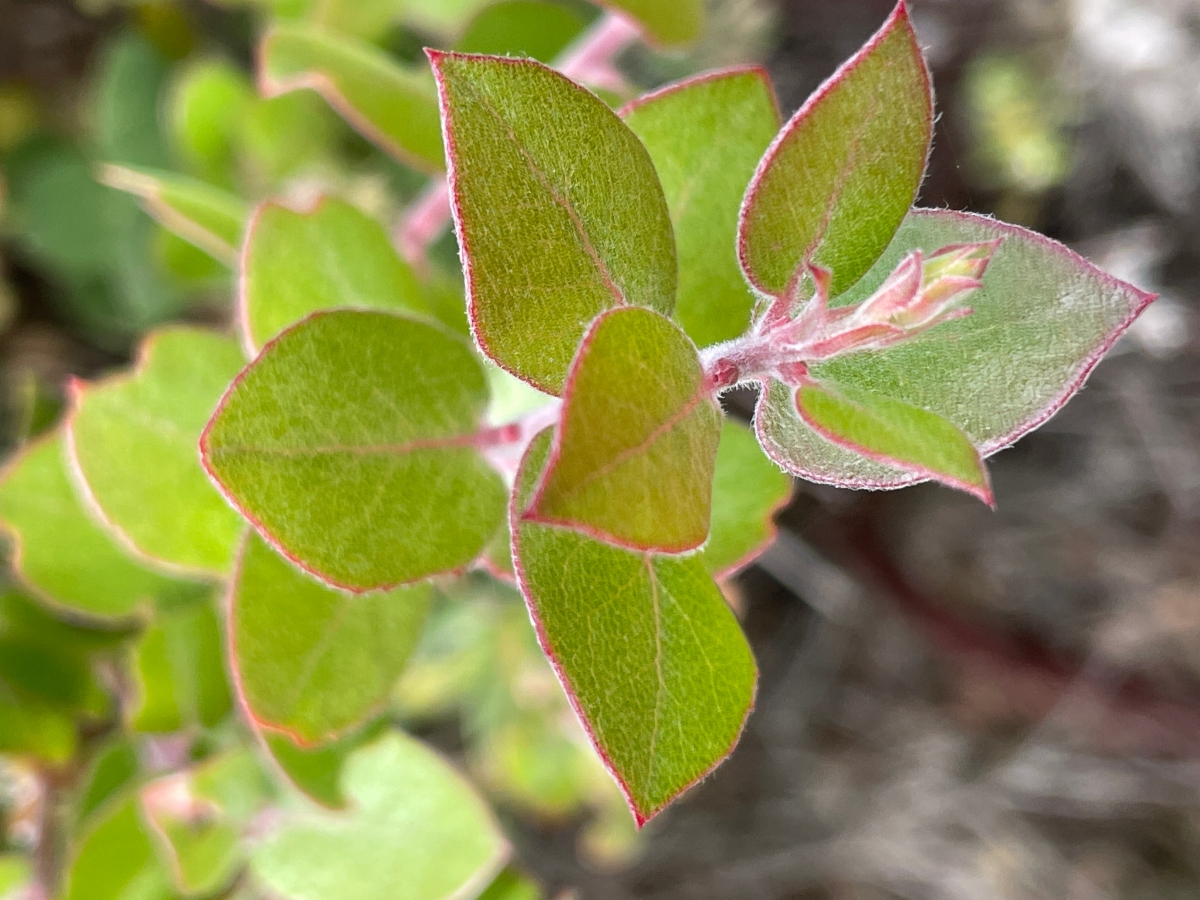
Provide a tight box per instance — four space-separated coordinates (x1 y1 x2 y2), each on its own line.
753 208 1158 493
736 0 933 299
509 434 758 828
617 63 781 122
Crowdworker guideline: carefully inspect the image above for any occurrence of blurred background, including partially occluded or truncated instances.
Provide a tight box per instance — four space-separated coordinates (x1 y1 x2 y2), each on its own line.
1 0 1199 897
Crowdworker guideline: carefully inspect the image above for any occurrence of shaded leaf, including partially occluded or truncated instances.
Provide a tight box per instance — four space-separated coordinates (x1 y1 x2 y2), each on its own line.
129 600 231 733
704 421 791 577
457 1 588 63
77 737 141 825
431 51 676 394
755 209 1156 489
513 430 756 825
478 868 541 900
259 25 444 172
526 307 720 553
252 731 508 900
202 310 507 592
597 0 704 48
238 198 426 355
0 696 76 763
738 2 932 298
623 68 779 346
232 533 431 744
60 795 174 900
167 59 253 184
0 433 174 621
259 727 369 810
68 328 247 576
98 166 247 266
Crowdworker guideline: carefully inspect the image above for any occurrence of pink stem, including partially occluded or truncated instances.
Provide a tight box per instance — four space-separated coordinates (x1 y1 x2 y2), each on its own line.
395 12 641 267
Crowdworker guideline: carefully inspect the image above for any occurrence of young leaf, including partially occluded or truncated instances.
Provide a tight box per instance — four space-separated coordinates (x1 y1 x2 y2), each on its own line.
430 51 676 395
252 731 508 900
0 434 174 622
456 1 588 63
231 533 431 745
738 1 932 299
755 209 1157 489
141 750 272 898
623 68 780 347
597 0 704 48
98 165 248 265
67 328 248 576
796 380 991 503
704 421 791 577
259 25 445 172
239 198 427 355
526 307 721 553
513 430 756 825
60 795 174 900
129 600 232 733
202 310 508 592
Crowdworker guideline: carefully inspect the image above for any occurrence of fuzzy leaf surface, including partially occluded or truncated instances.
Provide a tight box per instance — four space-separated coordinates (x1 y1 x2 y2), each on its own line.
598 0 704 47
202 310 507 592
797 380 990 502
431 51 676 394
738 3 932 298
0 434 173 621
514 430 756 825
239 198 426 355
99 165 247 265
756 209 1156 488
260 25 444 172
252 731 508 900
527 307 719 553
232 533 431 744
68 328 246 576
623 68 779 346
704 421 791 577
129 601 231 733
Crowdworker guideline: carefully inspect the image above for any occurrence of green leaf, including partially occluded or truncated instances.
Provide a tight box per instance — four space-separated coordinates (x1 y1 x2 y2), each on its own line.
239 198 427 355
142 751 272 898
78 737 141 825
738 2 932 298
513 430 756 825
431 51 676 395
0 696 76 763
98 165 248 266
68 327 248 576
525 307 720 553
0 434 174 621
796 380 991 502
306 0 406 40
477 868 541 900
202 310 507 592
232 533 431 744
755 209 1156 489
0 855 30 899
260 727 370 809
252 731 508 900
598 0 704 48
259 25 444 172
61 795 175 900
129 600 231 733
623 68 780 347
167 59 253 184
704 421 791 576
456 1 588 63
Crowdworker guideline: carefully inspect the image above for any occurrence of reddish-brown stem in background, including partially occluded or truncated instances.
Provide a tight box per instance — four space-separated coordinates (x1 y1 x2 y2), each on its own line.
395 12 642 268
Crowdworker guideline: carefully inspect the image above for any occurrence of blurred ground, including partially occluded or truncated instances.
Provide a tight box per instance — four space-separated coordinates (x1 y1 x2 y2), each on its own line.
3 0 1200 898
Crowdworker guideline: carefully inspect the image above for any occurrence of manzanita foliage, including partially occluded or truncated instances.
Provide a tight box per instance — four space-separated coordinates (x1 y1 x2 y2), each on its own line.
0 0 1154 896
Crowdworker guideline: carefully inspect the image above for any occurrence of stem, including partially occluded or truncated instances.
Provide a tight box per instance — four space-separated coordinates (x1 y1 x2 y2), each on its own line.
394 12 642 267
480 399 563 482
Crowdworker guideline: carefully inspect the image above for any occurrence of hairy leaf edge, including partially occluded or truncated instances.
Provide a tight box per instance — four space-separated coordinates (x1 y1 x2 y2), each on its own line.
521 307 718 554
510 430 757 827
617 63 780 121
735 0 933 299
200 308 485 595
752 208 1158 490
